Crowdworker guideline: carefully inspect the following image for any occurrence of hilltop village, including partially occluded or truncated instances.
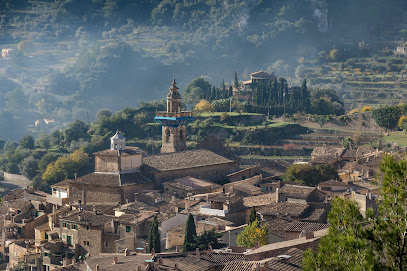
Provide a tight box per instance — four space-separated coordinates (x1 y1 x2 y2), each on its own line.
0 78 387 271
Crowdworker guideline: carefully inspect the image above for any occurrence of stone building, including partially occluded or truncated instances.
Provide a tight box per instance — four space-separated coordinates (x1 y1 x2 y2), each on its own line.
163 176 222 198
154 79 193 153
142 149 239 185
59 209 138 257
242 70 275 89
48 131 154 206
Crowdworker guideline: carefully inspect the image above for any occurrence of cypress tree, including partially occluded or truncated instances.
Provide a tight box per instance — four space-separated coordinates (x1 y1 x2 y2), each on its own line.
228 86 233 98
183 214 197 252
272 78 278 102
148 215 161 253
301 79 310 113
279 78 285 105
234 71 239 88
249 206 257 224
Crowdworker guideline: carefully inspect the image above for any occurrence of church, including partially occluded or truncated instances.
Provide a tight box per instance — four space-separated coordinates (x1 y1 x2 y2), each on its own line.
49 79 240 205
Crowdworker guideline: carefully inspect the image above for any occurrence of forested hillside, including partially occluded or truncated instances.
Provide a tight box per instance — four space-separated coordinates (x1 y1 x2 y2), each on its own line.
0 0 406 139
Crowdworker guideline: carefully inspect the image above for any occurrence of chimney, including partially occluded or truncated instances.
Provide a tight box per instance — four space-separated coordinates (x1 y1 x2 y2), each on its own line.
78 200 82 211
158 258 163 266
124 248 130 256
275 188 279 202
208 245 213 253
196 248 200 257
96 264 99 271
173 264 179 270
151 248 155 256
175 246 180 253
113 257 118 264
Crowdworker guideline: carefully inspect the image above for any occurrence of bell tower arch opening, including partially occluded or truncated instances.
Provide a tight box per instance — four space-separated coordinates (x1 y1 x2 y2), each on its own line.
154 78 193 153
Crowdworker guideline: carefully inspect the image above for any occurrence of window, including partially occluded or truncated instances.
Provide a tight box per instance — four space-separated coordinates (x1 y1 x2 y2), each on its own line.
126 226 131 233
83 241 86 246
62 222 67 228
62 234 66 240
87 241 90 246
71 224 77 230
45 233 48 240
67 235 72 246
105 242 108 247
43 252 49 257
86 226 89 230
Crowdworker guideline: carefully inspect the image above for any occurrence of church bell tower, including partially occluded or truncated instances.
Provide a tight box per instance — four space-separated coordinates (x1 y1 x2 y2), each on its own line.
154 78 193 153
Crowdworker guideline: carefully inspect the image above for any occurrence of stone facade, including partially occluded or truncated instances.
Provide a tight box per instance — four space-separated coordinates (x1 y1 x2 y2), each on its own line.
144 161 239 186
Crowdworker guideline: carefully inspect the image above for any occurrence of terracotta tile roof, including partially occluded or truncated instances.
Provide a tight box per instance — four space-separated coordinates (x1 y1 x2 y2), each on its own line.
63 172 151 187
143 149 234 172
0 199 32 214
165 177 222 193
285 221 329 232
250 70 274 79
267 248 305 271
243 193 276 208
278 185 316 200
262 218 292 238
51 179 71 189
233 183 262 195
198 217 234 227
318 180 348 187
156 255 216 271
201 252 249 265
115 201 158 214
74 253 151 271
222 261 261 271
258 202 309 218
196 135 239 161
300 208 326 222
93 146 145 157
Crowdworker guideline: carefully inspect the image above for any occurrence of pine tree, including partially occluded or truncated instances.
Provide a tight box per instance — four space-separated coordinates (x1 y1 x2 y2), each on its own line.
183 214 197 252
148 215 161 253
234 71 239 88
249 206 257 224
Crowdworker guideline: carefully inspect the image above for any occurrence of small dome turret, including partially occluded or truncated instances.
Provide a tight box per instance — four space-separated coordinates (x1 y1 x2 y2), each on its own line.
110 130 126 150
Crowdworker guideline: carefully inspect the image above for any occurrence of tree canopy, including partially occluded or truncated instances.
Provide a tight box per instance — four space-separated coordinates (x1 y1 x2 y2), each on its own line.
236 219 269 248
283 163 339 186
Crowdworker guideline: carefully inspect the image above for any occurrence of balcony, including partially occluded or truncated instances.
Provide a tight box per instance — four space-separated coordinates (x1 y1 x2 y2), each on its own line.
199 205 229 217
154 111 194 128
155 111 192 118
47 195 69 206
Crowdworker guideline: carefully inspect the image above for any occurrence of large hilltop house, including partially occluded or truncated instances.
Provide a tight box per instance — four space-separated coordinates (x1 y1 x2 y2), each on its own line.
242 70 275 89
48 79 240 206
